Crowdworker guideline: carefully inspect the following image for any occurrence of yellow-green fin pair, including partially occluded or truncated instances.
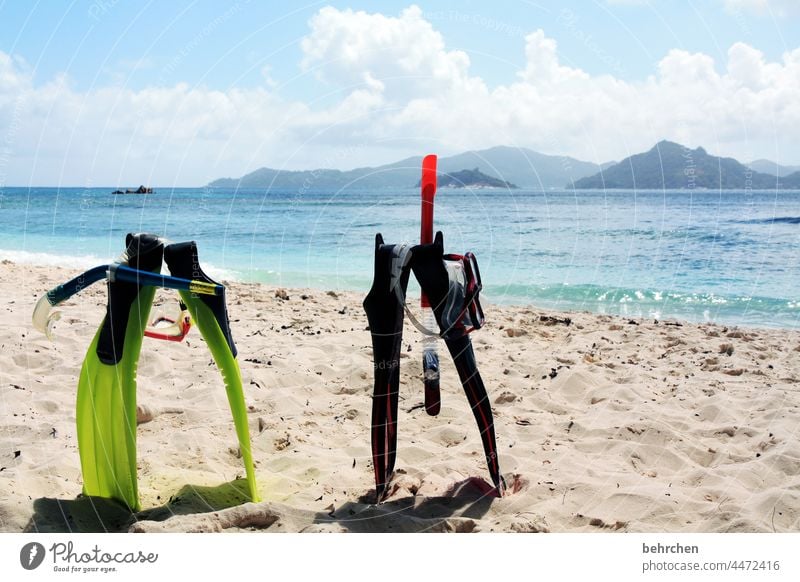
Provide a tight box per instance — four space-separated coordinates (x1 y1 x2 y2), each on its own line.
40 233 258 511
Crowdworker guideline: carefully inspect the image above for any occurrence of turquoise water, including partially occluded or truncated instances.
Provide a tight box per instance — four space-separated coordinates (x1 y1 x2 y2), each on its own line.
1 187 799 328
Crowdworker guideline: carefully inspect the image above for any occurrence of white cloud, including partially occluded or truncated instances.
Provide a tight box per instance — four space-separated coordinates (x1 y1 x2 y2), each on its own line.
300 5 479 100
519 30 589 85
0 60 311 186
295 8 800 166
1 5 799 186
0 52 32 96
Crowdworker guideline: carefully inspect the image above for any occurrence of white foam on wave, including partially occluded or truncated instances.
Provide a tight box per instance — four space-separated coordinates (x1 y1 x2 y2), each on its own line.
201 263 242 283
0 248 109 270
0 248 242 283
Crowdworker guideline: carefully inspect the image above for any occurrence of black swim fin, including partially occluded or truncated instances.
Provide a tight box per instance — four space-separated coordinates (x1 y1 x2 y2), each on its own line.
363 234 412 500
411 232 504 495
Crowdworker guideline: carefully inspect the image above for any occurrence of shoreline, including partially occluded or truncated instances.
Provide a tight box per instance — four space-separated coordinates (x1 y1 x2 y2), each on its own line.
2 260 799 533
1 253 797 332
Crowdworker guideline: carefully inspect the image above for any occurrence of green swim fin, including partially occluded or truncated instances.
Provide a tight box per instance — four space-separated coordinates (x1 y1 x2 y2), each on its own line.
76 233 163 511
164 241 260 503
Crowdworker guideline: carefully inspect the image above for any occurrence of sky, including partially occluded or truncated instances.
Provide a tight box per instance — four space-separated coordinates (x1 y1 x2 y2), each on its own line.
0 0 798 186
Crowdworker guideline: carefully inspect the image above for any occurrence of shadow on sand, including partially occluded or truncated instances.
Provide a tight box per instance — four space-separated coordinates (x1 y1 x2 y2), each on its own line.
312 477 500 533
24 479 254 533
25 477 502 532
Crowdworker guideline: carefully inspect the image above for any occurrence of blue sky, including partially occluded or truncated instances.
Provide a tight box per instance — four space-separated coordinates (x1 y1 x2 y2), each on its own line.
0 0 798 185
2 1 796 92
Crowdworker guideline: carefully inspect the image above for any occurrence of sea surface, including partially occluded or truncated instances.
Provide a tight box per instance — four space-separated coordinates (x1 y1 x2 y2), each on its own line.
1 186 799 329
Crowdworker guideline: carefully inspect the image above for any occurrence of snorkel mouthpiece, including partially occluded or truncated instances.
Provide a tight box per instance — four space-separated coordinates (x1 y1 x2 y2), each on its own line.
32 293 60 339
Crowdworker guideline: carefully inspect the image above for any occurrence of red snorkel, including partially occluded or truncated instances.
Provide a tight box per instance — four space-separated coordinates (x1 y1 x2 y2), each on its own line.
420 154 441 415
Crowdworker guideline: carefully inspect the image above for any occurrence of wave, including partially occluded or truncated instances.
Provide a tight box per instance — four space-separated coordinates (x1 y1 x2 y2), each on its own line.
734 216 800 225
0 247 241 283
0 248 110 270
200 263 241 283
487 282 793 308
482 282 800 328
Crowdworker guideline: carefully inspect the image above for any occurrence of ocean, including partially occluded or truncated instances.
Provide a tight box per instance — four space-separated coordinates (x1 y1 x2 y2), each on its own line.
1 186 799 329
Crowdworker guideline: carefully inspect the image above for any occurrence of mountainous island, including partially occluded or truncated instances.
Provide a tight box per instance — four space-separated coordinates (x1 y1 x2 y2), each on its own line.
208 142 800 191
208 145 604 190
419 168 518 189
747 159 800 178
572 141 800 189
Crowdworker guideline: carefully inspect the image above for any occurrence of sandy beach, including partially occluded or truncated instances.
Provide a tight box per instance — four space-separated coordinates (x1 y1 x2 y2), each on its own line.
1 259 798 533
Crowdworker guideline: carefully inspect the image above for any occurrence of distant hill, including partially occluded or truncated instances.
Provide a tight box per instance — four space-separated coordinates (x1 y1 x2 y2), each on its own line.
747 159 800 177
572 141 800 189
417 168 518 189
208 145 606 190
432 146 603 189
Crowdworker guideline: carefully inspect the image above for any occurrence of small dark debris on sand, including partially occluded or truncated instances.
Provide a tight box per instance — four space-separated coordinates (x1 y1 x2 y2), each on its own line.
540 315 572 326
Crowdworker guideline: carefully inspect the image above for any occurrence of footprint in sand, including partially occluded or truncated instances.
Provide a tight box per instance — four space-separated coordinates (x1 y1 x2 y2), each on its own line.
508 514 550 532
12 351 54 370
36 399 60 414
494 391 518 404
432 427 467 448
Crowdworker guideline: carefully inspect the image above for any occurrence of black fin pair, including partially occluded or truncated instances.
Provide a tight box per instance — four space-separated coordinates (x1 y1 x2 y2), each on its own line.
364 231 503 501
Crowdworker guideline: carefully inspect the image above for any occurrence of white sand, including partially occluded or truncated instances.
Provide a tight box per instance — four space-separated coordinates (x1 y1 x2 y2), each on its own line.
1 260 799 532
